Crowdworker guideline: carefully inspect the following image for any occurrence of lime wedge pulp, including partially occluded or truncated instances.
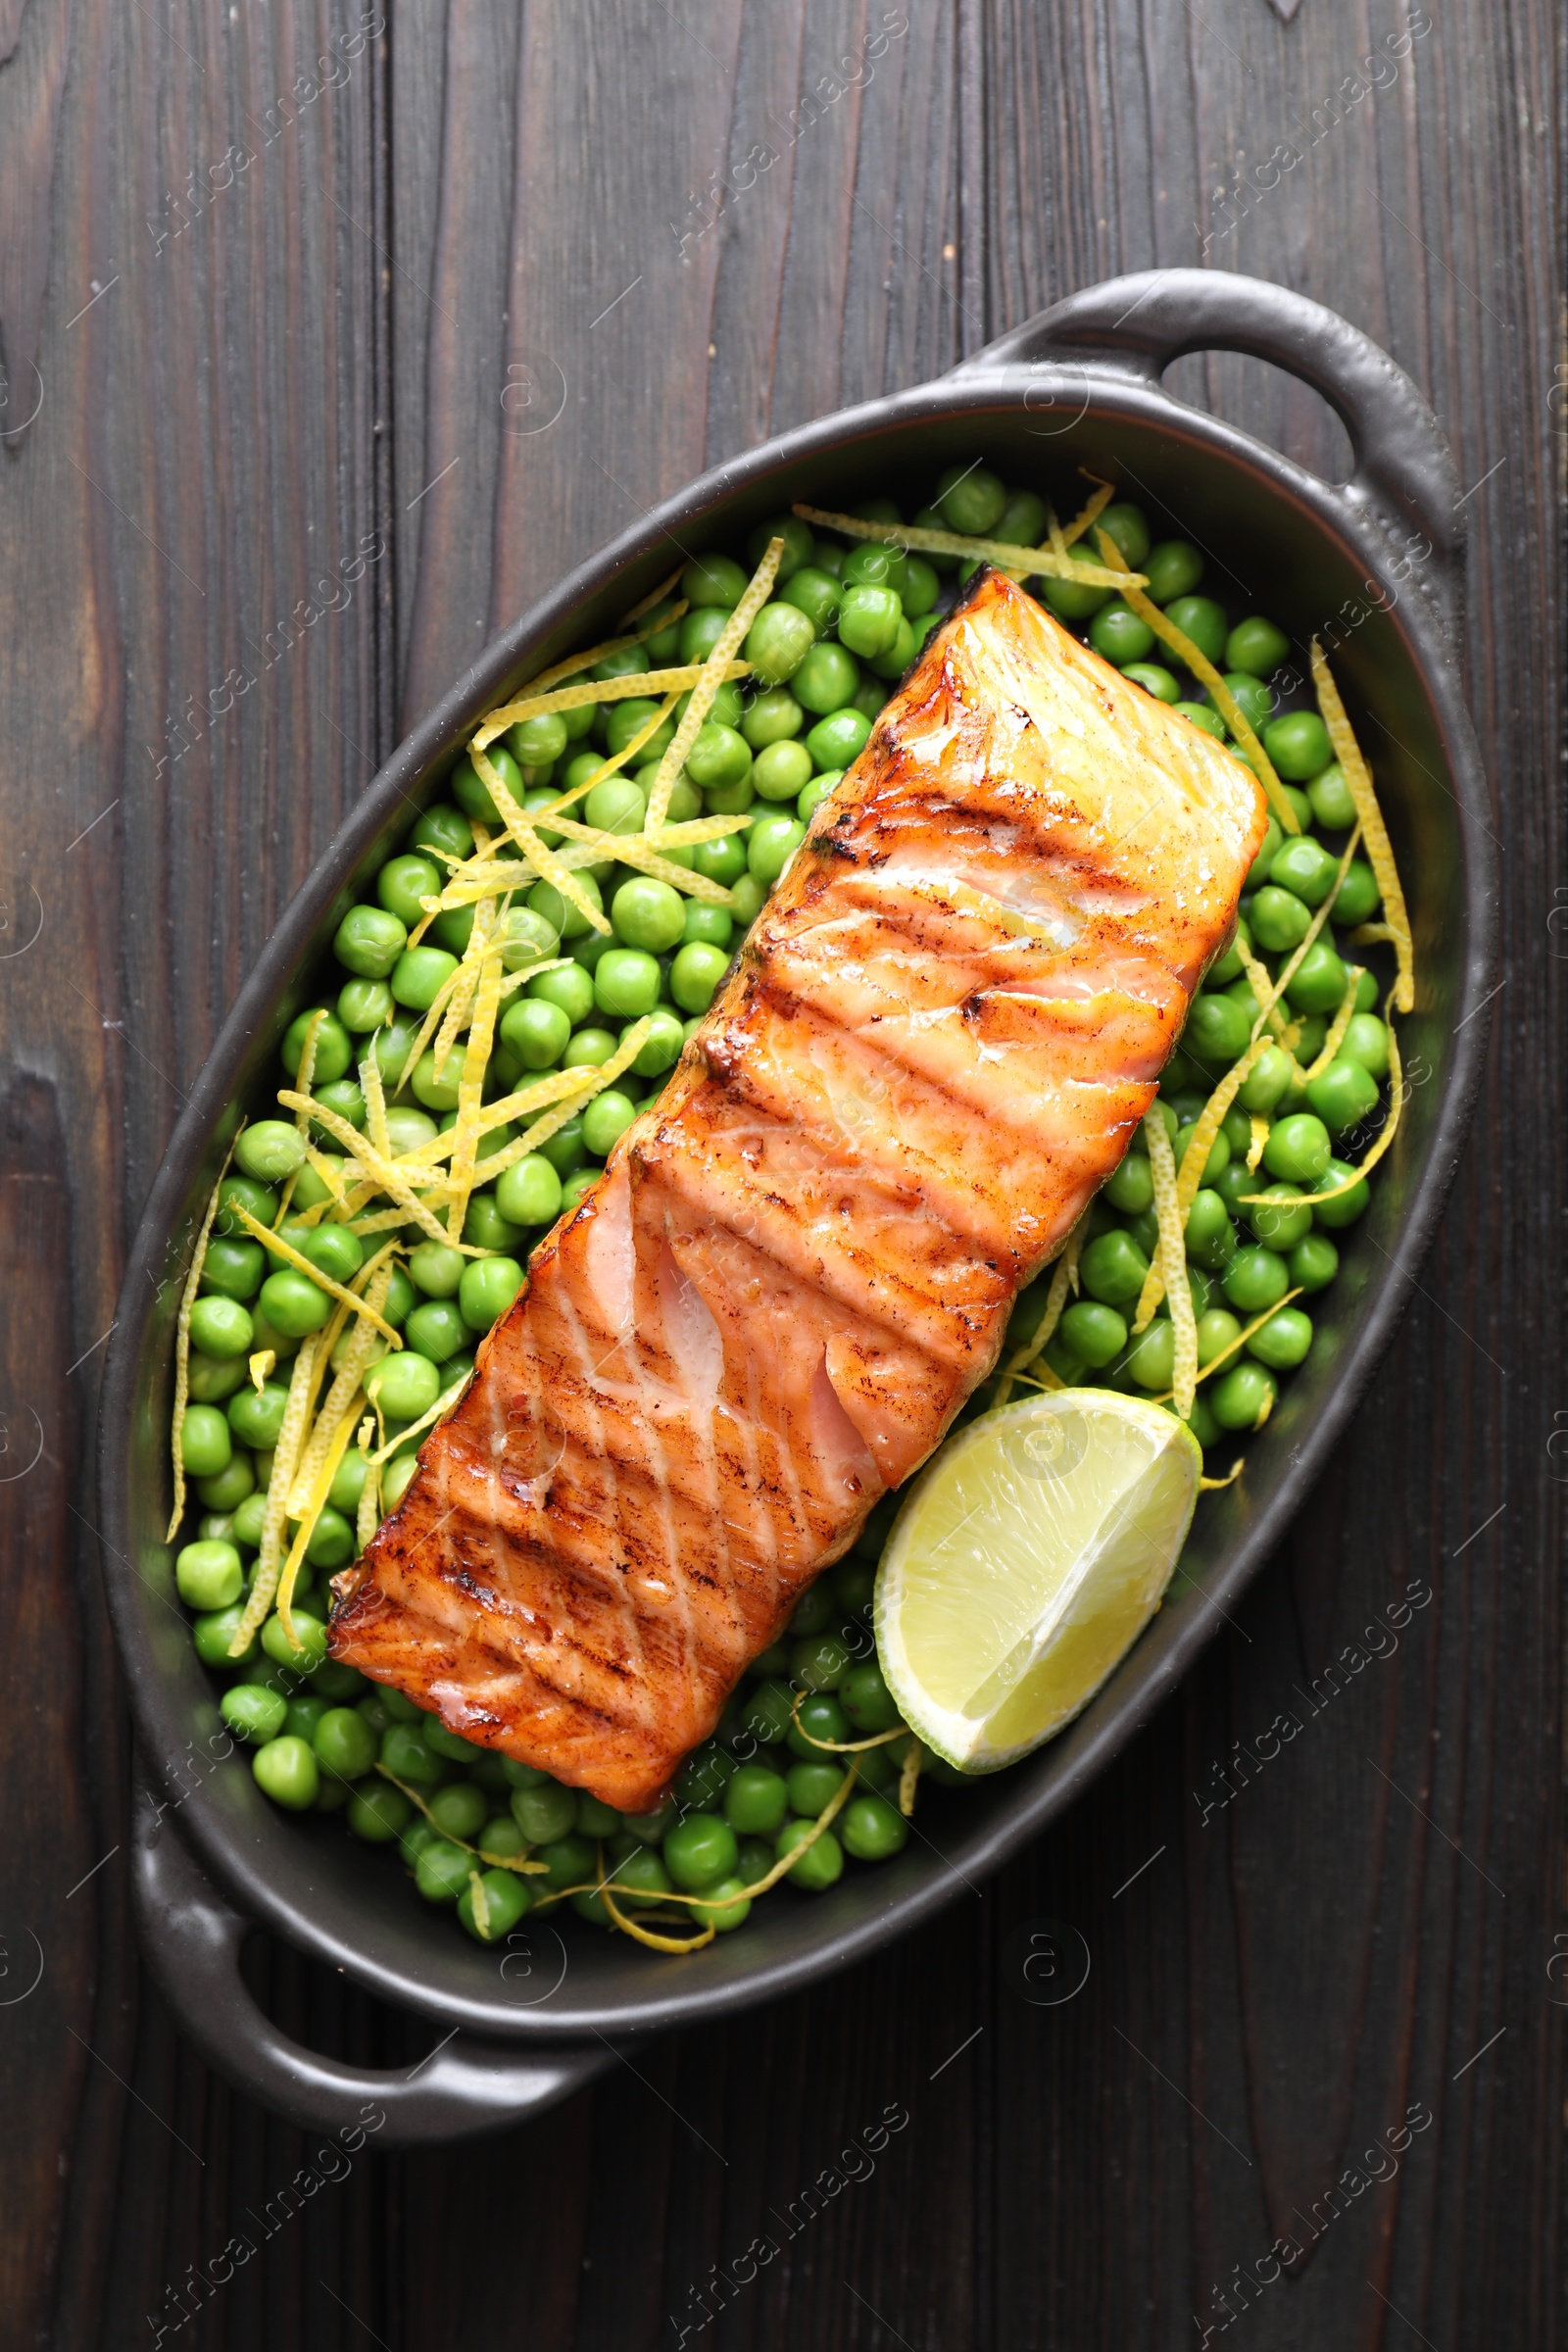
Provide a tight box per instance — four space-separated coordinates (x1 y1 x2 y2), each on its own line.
874 1391 1201 1772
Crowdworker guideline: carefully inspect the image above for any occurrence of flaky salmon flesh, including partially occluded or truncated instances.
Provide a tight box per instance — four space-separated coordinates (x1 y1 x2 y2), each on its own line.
330 566 1268 1810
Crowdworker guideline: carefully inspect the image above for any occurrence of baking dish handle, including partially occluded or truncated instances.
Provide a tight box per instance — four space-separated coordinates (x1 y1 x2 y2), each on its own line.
953 269 1462 637
132 1782 611 2146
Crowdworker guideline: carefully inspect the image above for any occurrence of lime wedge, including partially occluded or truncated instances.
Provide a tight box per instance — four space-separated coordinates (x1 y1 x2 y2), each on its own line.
874 1391 1200 1772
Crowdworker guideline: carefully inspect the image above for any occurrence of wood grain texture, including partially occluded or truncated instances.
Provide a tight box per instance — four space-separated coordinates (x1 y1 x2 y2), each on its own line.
0 0 1561 2345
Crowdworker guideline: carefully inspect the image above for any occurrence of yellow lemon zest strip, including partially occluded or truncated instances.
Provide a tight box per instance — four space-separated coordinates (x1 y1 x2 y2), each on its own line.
1310 641 1413 1012
431 901 500 1083
368 1366 470 1467
991 1208 1089 1409
286 1250 398 1515
375 1765 549 1874
472 662 749 743
791 503 1142 591
444 935 507 1244
1145 1105 1198 1422
470 742 610 938
620 564 685 625
355 1452 382 1552
248 1348 276 1392
275 1096 486 1251
1304 966 1366 1082
166 1140 237 1542
1233 934 1294 1042
1134 1036 1282 1328
1246 827 1364 1044
644 541 785 830
1247 1117 1268 1172
898 1741 923 1818
1244 1024 1404 1210
1094 528 1299 833
228 1331 322 1652
1200 1460 1245 1493
227 1202 403 1348
275 1399 361 1648
1060 474 1116 548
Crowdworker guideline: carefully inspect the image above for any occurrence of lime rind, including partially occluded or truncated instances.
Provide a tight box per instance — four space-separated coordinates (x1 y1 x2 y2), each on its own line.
874 1391 1200 1773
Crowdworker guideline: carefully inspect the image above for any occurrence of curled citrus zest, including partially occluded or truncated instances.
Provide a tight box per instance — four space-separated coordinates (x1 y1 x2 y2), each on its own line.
1247 1117 1268 1172
275 1397 361 1647
1304 965 1365 1082
790 502 1142 591
992 1208 1088 1409
1348 920 1397 949
1233 934 1293 1043
467 1871 492 1941
286 1249 398 1515
644 540 785 831
275 1095 486 1251
543 813 744 906
166 1140 238 1542
472 662 749 743
228 1331 322 1652
444 934 506 1243
249 1348 276 1392
432 901 500 1084
227 1201 403 1348
300 1144 347 1203
1060 473 1116 548
1310 641 1412 1012
1135 1034 1279 1327
605 1764 862 1918
898 1741 923 1818
1093 528 1298 834
355 1453 382 1552
620 564 685 625
289 1008 327 1135
532 692 681 826
1148 1289 1304 1406
389 961 468 1094
359 1051 392 1166
788 1688 907 1753
1200 1459 1245 1492
600 1874 716 1954
470 743 611 938
1044 503 1068 564
1144 1106 1197 1420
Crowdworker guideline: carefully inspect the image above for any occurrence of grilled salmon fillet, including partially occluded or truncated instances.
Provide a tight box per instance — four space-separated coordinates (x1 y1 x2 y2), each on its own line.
330 567 1268 1810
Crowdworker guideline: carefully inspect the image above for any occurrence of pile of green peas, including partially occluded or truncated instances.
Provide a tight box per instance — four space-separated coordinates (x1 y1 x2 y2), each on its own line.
172 460 1394 1947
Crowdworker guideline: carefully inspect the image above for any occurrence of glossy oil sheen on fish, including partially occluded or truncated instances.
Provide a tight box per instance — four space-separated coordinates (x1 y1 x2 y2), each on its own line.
330 567 1268 1810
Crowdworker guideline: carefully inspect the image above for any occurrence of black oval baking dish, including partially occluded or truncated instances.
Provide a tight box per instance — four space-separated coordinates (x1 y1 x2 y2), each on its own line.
100 270 1494 2145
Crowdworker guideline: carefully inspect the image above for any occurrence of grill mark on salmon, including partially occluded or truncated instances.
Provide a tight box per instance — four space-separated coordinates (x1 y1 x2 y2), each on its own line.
330 567 1268 1810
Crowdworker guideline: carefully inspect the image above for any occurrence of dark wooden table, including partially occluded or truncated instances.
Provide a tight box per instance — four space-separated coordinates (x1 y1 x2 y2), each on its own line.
2 3 1561 2344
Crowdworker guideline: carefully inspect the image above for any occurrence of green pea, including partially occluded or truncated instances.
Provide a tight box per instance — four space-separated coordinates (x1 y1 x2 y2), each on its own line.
254 1269 328 1341
534 1833 595 1891
746 514 814 580
1116 1319 1171 1393
581 1090 638 1158
1332 860 1381 926
1221 1246 1291 1315
1289 1233 1340 1292
304 1224 367 1288
780 565 844 638
341 1784 409 1844
495 996 566 1076
188 1295 254 1362
1163 596 1228 666
1248 1182 1314 1250
196 1451 254 1511
785 1759 846 1820
1340 1013 1389 1081
362 1017 415 1090
411 1838 469 1904
730 873 765 926
560 1169 598 1214
189 1353 248 1404
191 1602 255 1668
677 607 729 665
1079 1230 1151 1306
752 739 813 804
1183 992 1252 1065
681 551 748 608
840 1792 907 1862
776 1818 844 1890
1121 662 1181 703
805 707 873 770
581 774 644 837
1219 671 1275 733
1058 1299 1128 1367
748 813 805 887
179 1404 232 1479
562 1026 616 1072
214 1174 277 1238
790 1633 852 1693
459 1255 523 1333
721 1765 787 1838
334 905 407 980
1305 1056 1381 1136
1262 710 1334 781
229 1490 270 1548
528 961 595 1028
1142 540 1203 605
492 1154 562 1230
253 1736 318 1810
740 686 805 749
176 1539 244 1610
661 1813 737 1892
407 802 475 864
1262 1112 1331 1186
262 1609 328 1676
1238 1046 1295 1113
678 725 749 802
1250 885 1313 955
1214 1162 1255 1219
1267 836 1337 907
745 601 815 686
1195 1307 1242 1368
1306 761 1357 828
234 1121 307 1183
401 1300 466 1369
606 877 682 956
221 1684 287 1743
282 1009 352 1083
1211 1360 1278 1432
458 1869 531 1942
336 979 392 1034
375 853 439 929
528 870 603 942
935 464 1005 534
787 1693 848 1760
589 948 658 1021
868 614 918 680
1173 702 1226 742
735 1679 796 1749
423 1782 484 1843
1311 1157 1369 1228
1284 940 1348 1021
1226 615 1291 676
598 1846 670 1910
309 1706 375 1782
1040 553 1111 621
669 940 730 1014
1095 503 1151 567
1088 601 1155 663
389 945 458 1013
1246 1304 1312 1370
833 584 899 661
842 541 903 592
